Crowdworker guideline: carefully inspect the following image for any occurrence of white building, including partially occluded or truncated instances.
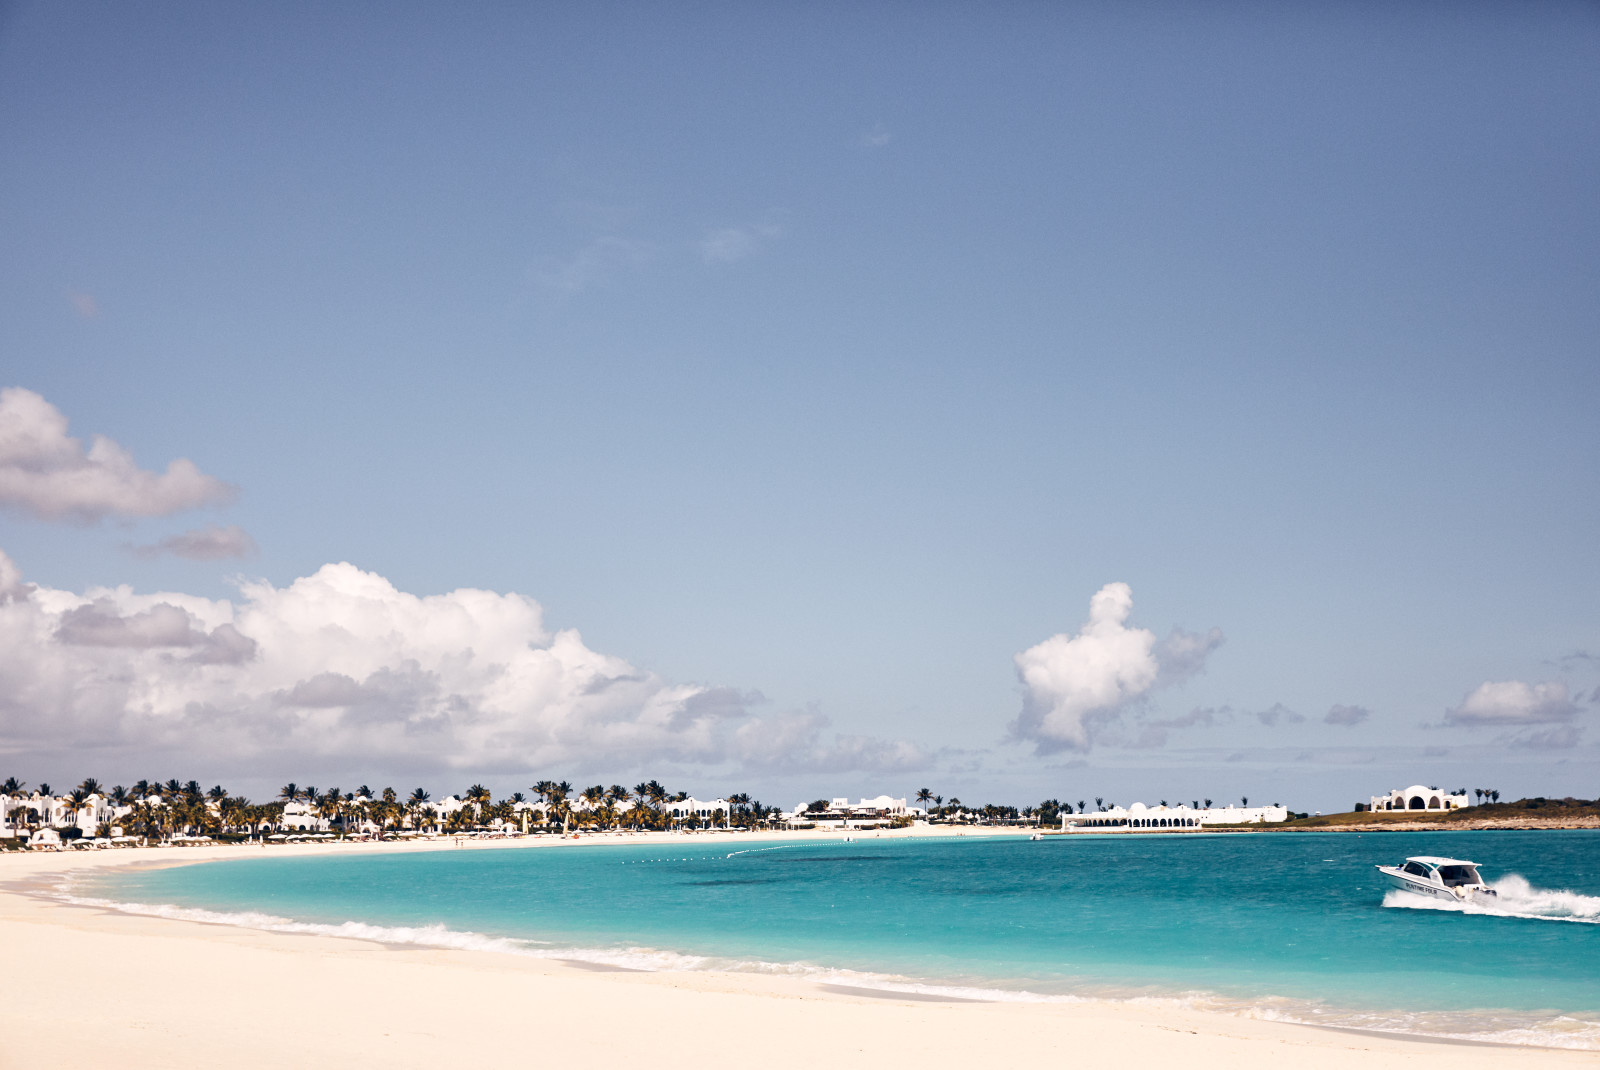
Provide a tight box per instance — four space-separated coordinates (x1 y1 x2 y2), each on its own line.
279 800 327 831
786 795 918 826
666 797 731 822
1 791 121 839
1063 800 1288 831
1369 785 1469 812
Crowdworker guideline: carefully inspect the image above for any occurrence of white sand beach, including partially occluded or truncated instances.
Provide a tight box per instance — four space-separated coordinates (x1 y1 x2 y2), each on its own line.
2 834 1594 1070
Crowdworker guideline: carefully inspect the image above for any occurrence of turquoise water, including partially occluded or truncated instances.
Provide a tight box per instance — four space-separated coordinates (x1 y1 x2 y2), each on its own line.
79 830 1600 1047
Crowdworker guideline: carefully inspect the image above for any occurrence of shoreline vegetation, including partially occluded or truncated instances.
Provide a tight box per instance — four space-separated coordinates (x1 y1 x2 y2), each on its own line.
1269 800 1600 832
5 773 1599 851
0 775 1046 850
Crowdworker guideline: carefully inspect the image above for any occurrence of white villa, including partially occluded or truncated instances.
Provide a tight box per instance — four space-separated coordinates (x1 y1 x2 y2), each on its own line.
1063 801 1288 831
666 797 732 822
0 791 122 839
1369 785 1469 812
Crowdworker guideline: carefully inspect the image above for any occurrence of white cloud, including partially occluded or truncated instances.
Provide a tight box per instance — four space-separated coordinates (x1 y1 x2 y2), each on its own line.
0 547 25 603
1444 680 1577 726
1324 703 1370 726
1011 583 1223 753
130 524 258 561
0 387 234 522
699 223 782 264
56 600 206 648
0 551 916 779
860 124 892 147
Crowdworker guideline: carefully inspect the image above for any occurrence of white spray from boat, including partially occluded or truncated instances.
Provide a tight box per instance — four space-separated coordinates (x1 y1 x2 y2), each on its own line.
1384 874 1600 923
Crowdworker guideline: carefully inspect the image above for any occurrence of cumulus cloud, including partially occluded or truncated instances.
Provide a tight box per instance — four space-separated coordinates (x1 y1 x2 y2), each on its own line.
130 523 258 561
0 551 912 778
1324 703 1370 727
0 547 25 603
55 601 206 648
1011 583 1223 753
0 387 234 523
699 223 782 264
1444 681 1578 726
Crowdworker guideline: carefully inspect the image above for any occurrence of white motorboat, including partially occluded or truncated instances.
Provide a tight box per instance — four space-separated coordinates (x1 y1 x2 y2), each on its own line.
1376 855 1497 902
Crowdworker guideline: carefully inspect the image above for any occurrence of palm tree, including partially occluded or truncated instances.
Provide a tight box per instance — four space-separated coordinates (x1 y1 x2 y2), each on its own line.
78 777 102 796
465 784 491 825
1077 800 1086 813
607 785 630 808
408 787 432 831
1241 796 1249 807
916 788 933 808
207 784 229 802
1095 796 1104 811
65 788 90 835
316 788 344 834
1203 798 1212 809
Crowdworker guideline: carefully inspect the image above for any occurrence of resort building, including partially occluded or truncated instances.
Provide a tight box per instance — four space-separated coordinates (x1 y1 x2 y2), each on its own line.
1063 801 1288 831
279 801 326 831
785 795 920 826
1369 785 1469 811
1 791 125 839
666 797 732 822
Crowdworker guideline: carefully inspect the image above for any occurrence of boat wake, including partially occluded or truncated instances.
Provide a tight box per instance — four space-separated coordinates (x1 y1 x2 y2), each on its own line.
1383 874 1600 923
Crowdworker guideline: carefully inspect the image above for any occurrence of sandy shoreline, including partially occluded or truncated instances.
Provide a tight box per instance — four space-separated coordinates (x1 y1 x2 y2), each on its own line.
2 831 1594 1069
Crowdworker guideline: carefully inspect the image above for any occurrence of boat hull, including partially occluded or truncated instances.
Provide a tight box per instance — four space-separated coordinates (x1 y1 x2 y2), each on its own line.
1377 866 1495 902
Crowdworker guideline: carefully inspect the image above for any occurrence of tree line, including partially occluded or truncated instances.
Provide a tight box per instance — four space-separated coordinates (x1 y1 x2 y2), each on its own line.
0 776 789 839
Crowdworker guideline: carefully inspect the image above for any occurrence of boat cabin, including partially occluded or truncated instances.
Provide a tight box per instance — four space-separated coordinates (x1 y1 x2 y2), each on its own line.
1402 856 1485 887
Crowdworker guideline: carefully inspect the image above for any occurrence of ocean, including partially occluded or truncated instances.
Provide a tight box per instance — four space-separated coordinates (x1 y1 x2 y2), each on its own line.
71 829 1600 1049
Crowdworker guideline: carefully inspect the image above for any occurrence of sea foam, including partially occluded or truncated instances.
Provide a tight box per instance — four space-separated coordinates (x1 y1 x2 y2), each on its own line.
1382 873 1600 924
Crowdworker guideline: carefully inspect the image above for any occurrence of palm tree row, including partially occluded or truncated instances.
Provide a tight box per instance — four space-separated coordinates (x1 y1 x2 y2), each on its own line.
2 775 794 839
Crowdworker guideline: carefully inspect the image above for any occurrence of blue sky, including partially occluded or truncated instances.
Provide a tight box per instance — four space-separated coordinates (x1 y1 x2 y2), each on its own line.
1 2 1596 809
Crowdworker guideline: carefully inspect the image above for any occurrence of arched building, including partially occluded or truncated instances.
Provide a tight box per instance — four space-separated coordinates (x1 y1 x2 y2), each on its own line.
1369 785 1469 811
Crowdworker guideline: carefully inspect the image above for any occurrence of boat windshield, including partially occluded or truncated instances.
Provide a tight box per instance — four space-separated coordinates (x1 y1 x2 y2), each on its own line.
1402 860 1432 878
1436 865 1481 887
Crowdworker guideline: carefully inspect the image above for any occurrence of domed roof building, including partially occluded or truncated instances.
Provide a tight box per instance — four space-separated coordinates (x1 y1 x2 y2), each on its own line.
1370 785 1469 811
